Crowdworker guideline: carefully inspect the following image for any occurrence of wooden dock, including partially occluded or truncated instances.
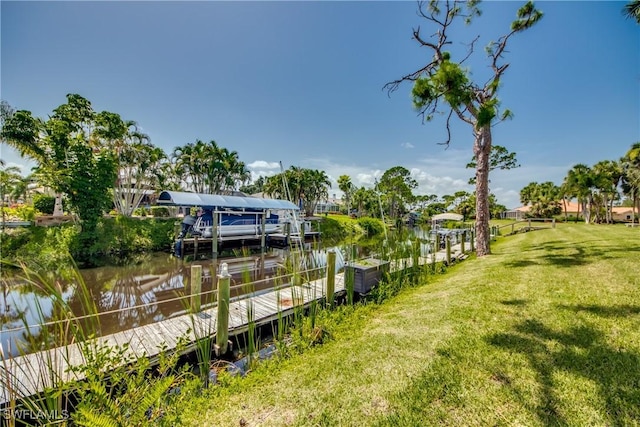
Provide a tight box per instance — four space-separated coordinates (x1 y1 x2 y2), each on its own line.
0 243 468 404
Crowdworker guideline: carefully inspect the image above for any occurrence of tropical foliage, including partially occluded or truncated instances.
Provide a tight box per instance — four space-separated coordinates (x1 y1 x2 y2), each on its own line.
172 139 249 194
377 166 417 220
518 143 640 224
263 166 331 217
104 115 168 216
624 0 640 22
1 94 118 258
520 181 562 218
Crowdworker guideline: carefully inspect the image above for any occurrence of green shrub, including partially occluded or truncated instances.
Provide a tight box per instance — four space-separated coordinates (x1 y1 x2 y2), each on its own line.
33 194 56 215
150 206 170 217
2 216 176 269
15 205 37 221
133 207 148 217
357 217 385 236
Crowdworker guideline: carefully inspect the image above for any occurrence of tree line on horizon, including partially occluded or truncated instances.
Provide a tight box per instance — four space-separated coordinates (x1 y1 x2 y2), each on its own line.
519 144 640 223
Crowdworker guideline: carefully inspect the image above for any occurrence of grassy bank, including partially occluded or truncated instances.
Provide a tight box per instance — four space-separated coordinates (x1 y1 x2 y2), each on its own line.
179 223 640 426
318 214 385 241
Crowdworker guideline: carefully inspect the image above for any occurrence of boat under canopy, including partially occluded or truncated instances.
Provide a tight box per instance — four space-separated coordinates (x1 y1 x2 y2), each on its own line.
156 190 299 211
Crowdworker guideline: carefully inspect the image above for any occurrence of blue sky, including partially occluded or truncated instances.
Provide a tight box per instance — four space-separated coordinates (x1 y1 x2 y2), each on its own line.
1 1 638 209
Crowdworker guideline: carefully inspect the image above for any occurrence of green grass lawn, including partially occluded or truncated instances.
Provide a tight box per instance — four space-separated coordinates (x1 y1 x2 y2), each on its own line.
181 223 640 426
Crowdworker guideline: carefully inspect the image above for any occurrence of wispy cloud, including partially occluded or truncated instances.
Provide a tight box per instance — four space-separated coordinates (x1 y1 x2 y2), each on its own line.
401 142 414 149
248 160 280 169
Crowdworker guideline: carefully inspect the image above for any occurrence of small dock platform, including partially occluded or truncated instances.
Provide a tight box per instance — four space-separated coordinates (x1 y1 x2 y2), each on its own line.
1 243 470 404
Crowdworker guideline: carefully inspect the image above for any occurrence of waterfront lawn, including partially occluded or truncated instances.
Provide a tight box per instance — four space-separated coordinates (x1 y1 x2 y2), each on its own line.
181 224 640 426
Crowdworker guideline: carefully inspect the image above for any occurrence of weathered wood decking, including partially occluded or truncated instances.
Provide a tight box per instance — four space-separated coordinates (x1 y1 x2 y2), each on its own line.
0 244 468 404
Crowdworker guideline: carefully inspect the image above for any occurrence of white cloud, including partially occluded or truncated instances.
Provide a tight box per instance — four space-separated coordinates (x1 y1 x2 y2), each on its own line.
243 153 568 210
401 142 414 149
247 160 281 169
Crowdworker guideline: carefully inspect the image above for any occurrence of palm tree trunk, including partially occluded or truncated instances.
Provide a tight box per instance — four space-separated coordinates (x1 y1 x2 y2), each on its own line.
53 193 64 216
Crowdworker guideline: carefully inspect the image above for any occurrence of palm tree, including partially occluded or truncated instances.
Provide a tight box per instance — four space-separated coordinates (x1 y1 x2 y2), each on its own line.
0 162 23 226
564 164 596 223
172 140 249 194
337 175 355 214
624 0 640 23
622 143 640 224
592 160 623 223
519 181 561 218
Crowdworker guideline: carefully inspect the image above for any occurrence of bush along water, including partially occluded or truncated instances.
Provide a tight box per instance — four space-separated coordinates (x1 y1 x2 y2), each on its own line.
1 216 176 270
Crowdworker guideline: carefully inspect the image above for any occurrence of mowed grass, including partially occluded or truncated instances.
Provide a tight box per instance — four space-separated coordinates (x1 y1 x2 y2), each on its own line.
183 224 640 426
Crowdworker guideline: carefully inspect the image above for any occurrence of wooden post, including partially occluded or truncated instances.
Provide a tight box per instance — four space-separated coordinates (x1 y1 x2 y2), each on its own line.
285 222 291 247
190 264 202 313
326 250 336 308
212 211 219 262
552 218 556 228
260 211 267 252
461 231 465 253
193 235 199 259
470 230 475 252
431 241 436 271
216 263 231 355
445 236 451 264
436 233 441 253
528 219 531 230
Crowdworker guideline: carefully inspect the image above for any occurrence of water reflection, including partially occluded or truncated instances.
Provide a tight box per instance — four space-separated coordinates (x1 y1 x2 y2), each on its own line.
1 227 449 356
1 247 350 356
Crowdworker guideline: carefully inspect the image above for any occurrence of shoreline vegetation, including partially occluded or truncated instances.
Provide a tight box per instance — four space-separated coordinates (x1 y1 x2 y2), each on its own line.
0 213 384 271
2 222 639 425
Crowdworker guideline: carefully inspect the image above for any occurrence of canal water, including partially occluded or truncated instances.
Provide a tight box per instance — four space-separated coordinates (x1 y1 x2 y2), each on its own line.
1 247 354 357
1 227 445 357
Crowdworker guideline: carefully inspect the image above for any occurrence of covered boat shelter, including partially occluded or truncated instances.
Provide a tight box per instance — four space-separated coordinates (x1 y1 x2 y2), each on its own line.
156 190 299 212
431 212 463 228
156 191 301 258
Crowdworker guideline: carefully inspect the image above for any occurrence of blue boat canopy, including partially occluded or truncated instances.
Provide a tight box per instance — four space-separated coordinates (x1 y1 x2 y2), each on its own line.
156 190 299 211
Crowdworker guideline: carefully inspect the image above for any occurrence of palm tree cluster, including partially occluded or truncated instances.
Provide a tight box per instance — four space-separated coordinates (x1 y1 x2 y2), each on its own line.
0 95 259 220
520 143 640 223
262 166 331 217
171 139 249 195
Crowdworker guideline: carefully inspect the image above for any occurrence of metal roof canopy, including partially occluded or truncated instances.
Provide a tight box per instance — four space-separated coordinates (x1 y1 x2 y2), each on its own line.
156 190 299 211
431 213 464 221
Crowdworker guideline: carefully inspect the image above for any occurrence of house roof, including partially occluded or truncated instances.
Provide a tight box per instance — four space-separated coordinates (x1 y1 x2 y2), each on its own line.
156 191 299 211
508 202 633 214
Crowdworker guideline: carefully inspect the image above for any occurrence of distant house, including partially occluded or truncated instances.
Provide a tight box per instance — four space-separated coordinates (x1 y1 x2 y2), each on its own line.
501 201 635 222
314 196 342 215
610 206 635 222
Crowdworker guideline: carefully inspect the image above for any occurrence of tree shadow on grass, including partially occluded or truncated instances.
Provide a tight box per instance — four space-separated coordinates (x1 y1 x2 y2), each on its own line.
558 304 640 317
501 299 528 306
487 319 640 426
503 259 540 268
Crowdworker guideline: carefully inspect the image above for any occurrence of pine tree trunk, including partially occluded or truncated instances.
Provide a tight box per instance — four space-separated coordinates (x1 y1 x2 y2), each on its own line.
474 126 492 257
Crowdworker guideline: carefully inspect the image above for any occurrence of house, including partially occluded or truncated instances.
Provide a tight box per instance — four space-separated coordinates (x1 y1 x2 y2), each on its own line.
501 201 636 222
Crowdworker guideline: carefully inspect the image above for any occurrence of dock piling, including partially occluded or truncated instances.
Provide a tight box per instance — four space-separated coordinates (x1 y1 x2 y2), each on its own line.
190 264 202 313
215 263 231 355
470 230 475 252
326 251 336 308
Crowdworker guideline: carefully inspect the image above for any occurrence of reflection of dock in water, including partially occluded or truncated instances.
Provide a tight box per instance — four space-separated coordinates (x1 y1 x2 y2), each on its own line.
1 269 347 405
1 242 473 404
